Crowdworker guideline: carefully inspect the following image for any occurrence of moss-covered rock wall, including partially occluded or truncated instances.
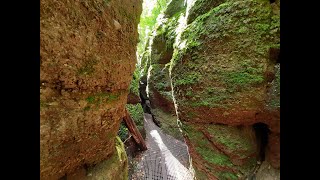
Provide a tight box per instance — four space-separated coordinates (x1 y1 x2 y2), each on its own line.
136 0 280 178
40 0 142 179
168 0 280 178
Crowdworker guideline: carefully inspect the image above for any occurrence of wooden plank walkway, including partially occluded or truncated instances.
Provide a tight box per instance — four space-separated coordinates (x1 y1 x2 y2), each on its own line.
135 111 194 180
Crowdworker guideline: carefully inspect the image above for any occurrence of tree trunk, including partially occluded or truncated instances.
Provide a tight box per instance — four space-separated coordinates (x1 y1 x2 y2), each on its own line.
123 109 147 150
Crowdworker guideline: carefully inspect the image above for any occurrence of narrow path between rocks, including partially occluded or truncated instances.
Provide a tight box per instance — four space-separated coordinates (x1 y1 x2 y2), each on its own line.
133 102 194 180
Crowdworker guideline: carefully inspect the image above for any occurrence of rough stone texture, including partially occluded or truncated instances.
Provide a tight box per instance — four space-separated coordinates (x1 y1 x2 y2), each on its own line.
171 0 280 127
149 7 183 66
187 0 227 24
127 92 140 104
169 0 280 178
140 39 152 78
127 68 141 105
147 64 175 113
86 136 128 180
183 123 257 179
144 0 186 128
40 0 142 179
65 136 128 180
164 0 186 19
255 160 280 180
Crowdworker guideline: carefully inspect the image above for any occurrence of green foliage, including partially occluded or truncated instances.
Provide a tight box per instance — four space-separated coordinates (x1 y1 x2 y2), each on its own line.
255 23 270 31
191 95 228 108
184 124 233 167
126 104 144 127
183 124 256 179
155 14 181 45
224 71 264 87
171 2 234 68
129 67 140 96
222 60 264 90
195 147 233 166
184 86 230 108
174 72 202 86
137 0 170 55
206 125 255 154
140 50 151 77
86 96 95 103
164 0 186 18
85 92 120 106
186 90 193 97
155 81 166 90
270 14 280 30
238 26 248 33
118 122 129 142
220 172 238 180
187 0 227 23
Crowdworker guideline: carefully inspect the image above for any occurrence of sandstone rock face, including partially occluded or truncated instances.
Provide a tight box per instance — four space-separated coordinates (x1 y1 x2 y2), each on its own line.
40 0 142 179
146 0 186 112
168 0 280 178
183 123 257 179
171 0 280 127
147 64 175 113
65 136 128 180
86 136 128 180
141 0 186 140
127 68 141 105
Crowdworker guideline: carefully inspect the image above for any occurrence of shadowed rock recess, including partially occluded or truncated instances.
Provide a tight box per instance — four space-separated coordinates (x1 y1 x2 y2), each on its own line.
40 0 142 179
41 0 279 179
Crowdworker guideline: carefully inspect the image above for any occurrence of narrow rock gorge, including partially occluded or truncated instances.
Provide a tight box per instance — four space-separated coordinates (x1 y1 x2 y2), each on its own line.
40 0 280 179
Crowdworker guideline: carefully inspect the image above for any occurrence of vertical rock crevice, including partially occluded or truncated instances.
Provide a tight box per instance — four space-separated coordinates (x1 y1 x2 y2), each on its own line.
253 123 270 162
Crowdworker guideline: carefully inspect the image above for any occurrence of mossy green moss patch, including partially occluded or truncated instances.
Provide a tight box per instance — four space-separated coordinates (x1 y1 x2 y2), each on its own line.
174 72 202 86
126 104 144 127
170 0 279 111
118 122 129 142
219 171 238 180
187 0 227 24
206 125 256 155
86 136 128 179
152 108 183 140
149 64 172 92
129 67 140 96
86 92 120 106
222 68 264 89
195 146 233 167
194 167 208 180
183 123 257 178
183 124 233 167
